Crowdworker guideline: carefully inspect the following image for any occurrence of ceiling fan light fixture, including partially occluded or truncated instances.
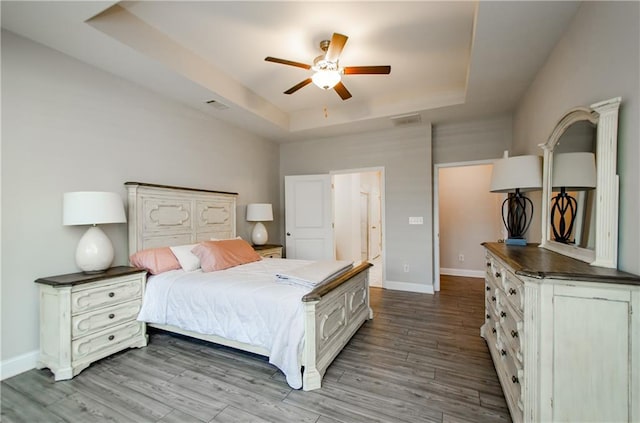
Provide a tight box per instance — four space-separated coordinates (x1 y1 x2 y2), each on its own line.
312 69 341 90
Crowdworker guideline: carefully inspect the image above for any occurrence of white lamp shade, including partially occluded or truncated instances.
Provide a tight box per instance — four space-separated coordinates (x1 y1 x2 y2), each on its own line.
312 70 341 90
246 203 273 222
490 155 543 193
63 192 126 225
552 152 596 191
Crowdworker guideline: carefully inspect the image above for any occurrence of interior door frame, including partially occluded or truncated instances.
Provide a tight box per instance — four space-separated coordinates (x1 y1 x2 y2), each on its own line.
331 166 386 288
433 159 496 292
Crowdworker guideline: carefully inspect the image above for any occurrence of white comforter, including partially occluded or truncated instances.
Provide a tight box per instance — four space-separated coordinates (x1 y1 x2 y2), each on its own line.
137 258 315 389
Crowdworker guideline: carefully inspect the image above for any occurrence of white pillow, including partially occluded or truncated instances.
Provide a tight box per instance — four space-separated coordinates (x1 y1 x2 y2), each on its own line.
170 244 200 271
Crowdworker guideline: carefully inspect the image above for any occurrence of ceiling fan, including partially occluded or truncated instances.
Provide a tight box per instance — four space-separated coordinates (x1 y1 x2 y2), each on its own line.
265 32 391 100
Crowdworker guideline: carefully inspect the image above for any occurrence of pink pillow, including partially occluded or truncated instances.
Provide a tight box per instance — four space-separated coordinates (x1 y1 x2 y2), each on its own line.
191 239 262 272
130 247 181 275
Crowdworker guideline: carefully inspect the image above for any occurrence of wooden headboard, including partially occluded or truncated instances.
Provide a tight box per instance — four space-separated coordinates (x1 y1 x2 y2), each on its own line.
125 182 238 255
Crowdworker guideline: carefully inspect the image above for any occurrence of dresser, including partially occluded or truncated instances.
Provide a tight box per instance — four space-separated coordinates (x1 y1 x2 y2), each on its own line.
35 266 148 380
482 243 640 423
253 244 283 258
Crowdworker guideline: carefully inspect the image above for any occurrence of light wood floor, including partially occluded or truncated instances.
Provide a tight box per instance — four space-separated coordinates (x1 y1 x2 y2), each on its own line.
1 275 511 423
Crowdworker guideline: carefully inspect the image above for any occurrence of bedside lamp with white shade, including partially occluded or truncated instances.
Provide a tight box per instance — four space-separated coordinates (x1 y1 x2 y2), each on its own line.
490 155 542 246
246 203 273 246
63 192 127 273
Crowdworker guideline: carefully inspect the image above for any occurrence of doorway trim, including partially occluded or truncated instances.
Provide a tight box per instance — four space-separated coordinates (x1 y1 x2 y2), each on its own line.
433 159 496 292
331 166 386 288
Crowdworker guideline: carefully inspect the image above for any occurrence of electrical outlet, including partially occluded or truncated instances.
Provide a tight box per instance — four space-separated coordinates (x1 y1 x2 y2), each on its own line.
458 254 465 262
403 264 410 272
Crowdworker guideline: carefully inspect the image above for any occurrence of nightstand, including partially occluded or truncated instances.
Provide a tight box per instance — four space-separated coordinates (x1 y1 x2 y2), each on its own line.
34 266 148 381
253 244 284 258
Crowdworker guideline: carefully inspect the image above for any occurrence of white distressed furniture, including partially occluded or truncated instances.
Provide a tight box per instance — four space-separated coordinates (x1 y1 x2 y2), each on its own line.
482 242 639 423
125 182 372 391
35 266 148 380
253 244 283 258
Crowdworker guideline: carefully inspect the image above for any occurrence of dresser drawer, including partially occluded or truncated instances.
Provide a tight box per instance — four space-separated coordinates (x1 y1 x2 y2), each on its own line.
501 343 524 413
502 270 524 314
485 283 499 310
72 300 141 339
72 320 144 362
71 277 143 314
499 303 523 360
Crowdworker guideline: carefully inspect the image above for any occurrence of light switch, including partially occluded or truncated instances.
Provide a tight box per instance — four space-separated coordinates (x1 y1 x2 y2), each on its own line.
409 216 424 225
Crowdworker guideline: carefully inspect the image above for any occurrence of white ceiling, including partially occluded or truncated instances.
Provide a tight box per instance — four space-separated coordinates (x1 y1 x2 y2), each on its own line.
1 1 581 142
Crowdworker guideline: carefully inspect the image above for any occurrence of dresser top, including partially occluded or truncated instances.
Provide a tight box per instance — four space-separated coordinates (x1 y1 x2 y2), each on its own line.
483 242 640 285
35 266 146 287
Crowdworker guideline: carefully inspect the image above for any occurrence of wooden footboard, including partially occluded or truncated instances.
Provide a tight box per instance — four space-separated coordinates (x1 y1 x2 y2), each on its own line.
301 262 373 391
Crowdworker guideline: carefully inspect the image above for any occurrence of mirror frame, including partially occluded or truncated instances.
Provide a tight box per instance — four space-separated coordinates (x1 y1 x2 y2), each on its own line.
539 97 621 268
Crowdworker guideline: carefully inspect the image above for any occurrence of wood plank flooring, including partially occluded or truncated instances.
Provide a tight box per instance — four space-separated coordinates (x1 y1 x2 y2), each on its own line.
1 275 511 423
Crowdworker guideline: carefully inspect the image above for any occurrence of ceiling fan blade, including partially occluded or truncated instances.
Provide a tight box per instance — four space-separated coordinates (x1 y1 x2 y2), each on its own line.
343 66 391 75
265 57 311 70
325 33 348 62
284 78 313 94
334 81 352 100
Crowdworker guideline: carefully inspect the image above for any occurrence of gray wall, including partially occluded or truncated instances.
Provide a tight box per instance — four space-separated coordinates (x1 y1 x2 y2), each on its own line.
1 32 280 368
438 164 503 274
432 115 512 165
280 125 433 291
512 1 640 274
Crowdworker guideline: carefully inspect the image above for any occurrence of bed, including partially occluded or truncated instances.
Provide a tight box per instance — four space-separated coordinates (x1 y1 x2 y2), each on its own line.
125 182 373 391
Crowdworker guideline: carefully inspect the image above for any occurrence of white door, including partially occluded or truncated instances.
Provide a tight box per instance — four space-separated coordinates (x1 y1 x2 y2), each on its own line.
360 192 369 261
284 175 334 260
369 192 381 259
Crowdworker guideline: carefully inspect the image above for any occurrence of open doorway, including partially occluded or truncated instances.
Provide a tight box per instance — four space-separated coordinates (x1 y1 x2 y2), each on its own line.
333 168 384 288
433 160 502 291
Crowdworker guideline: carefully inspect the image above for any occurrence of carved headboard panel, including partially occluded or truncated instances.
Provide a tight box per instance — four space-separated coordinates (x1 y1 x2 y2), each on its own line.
125 182 237 255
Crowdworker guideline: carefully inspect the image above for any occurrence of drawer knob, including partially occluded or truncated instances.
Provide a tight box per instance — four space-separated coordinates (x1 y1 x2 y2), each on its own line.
500 311 507 318
491 296 496 302
108 292 115 298
486 314 491 319
108 335 115 341
495 272 501 278
486 286 491 291
509 288 517 295
486 262 491 267
511 330 519 338
501 349 507 357
512 375 519 384
108 313 115 319
491 328 496 334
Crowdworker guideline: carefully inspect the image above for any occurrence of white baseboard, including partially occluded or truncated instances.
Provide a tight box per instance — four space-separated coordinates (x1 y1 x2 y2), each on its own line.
1 350 39 381
440 268 485 278
384 280 434 294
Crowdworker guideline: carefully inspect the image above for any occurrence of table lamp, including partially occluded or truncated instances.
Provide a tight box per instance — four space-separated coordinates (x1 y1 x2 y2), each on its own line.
63 192 127 273
490 155 542 246
246 203 273 246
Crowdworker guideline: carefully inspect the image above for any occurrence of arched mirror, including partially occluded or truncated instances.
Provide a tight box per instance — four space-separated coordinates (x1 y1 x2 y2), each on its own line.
539 97 621 268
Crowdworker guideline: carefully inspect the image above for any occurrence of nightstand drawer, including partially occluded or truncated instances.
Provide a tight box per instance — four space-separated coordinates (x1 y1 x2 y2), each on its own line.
72 320 144 362
71 277 142 314
72 301 141 339
253 244 283 259
260 249 282 258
